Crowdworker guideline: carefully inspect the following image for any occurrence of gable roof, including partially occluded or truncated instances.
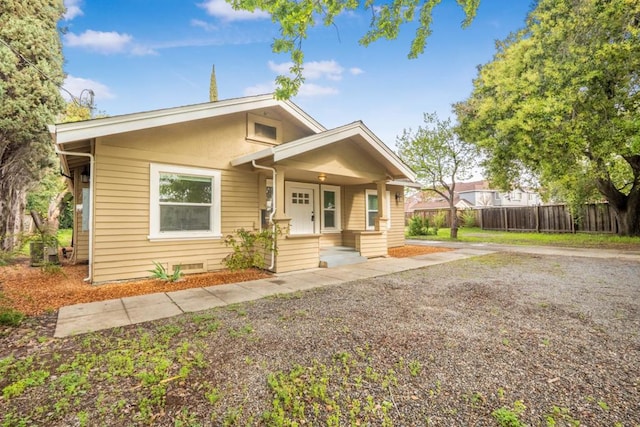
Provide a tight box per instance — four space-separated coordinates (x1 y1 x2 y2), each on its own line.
231 121 417 182
49 94 326 145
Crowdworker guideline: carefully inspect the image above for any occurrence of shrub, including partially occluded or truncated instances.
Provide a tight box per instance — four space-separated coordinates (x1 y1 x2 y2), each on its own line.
223 228 278 270
433 211 447 230
407 216 435 236
461 209 478 227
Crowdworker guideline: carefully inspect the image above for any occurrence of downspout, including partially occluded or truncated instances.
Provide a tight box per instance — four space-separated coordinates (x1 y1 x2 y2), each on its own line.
251 160 276 270
53 143 95 283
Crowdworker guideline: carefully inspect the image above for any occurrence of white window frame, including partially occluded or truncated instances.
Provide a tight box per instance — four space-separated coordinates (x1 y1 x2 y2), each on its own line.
365 189 391 231
149 163 221 241
247 113 283 145
320 185 341 233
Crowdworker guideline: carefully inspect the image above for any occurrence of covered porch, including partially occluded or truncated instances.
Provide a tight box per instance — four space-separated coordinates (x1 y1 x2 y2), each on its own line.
231 121 419 273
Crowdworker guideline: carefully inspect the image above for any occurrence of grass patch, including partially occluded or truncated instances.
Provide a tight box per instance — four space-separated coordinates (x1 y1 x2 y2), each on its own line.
409 227 640 249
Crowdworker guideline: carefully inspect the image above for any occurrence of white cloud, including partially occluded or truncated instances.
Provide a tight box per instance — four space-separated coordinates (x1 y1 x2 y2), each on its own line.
64 30 133 54
198 0 269 21
349 67 364 75
298 83 339 97
130 45 158 56
243 82 275 97
191 19 218 32
61 75 115 103
268 60 347 81
303 60 344 81
63 0 83 20
268 61 293 75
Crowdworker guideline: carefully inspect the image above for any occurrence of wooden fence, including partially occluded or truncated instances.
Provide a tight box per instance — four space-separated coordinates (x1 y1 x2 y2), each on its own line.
407 203 618 234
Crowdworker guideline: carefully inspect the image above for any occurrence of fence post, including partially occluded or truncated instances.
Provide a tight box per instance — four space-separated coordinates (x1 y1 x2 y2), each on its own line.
503 208 508 231
535 205 540 233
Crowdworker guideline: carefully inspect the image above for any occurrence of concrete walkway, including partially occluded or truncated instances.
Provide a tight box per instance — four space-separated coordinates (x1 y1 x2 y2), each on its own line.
54 247 493 338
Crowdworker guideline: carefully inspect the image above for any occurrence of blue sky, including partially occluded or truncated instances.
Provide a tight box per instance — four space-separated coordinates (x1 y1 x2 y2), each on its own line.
60 0 532 147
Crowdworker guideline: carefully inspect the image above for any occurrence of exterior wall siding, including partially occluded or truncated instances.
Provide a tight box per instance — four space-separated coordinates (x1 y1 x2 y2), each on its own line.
275 236 320 273
90 114 278 283
387 185 406 248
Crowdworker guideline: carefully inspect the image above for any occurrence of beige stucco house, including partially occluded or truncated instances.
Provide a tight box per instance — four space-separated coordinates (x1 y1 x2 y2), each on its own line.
49 94 418 283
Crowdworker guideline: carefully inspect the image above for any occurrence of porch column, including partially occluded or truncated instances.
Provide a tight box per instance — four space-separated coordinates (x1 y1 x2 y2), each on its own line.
375 180 388 231
273 166 291 235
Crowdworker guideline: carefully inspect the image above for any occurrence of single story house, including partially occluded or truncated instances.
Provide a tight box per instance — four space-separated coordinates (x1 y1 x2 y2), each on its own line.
49 94 418 283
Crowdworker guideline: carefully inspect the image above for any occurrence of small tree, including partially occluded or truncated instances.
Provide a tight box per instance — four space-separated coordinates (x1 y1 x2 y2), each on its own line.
397 113 478 238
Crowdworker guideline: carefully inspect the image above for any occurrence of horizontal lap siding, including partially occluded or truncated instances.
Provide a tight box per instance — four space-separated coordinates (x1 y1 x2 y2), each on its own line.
358 234 387 258
387 185 405 248
320 233 342 247
275 237 320 273
92 150 259 283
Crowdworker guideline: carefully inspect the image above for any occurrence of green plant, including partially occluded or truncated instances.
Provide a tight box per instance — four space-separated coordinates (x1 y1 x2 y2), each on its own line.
148 261 182 282
223 227 278 270
461 209 477 227
492 400 526 427
407 215 437 236
0 294 24 326
433 211 447 231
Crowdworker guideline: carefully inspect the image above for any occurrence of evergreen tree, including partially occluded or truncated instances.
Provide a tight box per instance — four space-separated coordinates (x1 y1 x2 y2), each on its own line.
209 65 218 102
0 0 65 251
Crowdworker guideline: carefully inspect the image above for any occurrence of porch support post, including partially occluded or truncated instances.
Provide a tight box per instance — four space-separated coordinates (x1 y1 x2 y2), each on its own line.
273 166 291 235
375 180 388 231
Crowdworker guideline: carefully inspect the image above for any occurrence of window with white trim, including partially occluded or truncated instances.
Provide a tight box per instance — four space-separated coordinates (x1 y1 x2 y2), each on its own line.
149 164 221 240
321 185 341 232
365 190 391 230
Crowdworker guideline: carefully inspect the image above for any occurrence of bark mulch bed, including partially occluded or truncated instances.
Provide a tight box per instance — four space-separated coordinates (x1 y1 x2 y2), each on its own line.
0 246 449 316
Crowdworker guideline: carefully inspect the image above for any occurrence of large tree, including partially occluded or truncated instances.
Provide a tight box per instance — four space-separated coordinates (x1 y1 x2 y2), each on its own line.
456 0 640 236
0 0 65 251
397 112 477 238
231 0 480 98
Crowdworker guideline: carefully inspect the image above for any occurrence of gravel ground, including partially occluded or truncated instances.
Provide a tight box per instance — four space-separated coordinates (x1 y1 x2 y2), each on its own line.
1 251 639 426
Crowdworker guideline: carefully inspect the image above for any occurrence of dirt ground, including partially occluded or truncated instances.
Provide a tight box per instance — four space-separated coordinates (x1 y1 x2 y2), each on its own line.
0 245 450 315
0 250 638 426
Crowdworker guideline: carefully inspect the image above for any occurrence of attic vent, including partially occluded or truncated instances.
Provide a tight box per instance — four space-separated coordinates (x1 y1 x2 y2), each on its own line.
255 122 277 140
247 112 283 144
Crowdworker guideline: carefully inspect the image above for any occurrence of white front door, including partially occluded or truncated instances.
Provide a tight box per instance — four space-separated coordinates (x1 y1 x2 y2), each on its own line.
286 184 316 234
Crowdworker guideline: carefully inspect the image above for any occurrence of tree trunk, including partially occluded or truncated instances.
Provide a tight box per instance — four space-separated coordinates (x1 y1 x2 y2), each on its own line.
0 178 26 252
611 191 640 237
449 205 459 239
596 178 640 237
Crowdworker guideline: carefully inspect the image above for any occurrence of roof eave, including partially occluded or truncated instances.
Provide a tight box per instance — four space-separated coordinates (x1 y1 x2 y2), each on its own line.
50 94 326 145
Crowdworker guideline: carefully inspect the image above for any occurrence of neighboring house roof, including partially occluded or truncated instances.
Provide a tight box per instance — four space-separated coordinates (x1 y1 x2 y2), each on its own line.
231 121 416 183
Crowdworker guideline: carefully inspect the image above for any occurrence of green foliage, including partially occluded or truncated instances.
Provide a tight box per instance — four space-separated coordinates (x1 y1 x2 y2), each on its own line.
0 0 66 252
230 0 479 98
148 262 182 282
223 227 278 271
491 400 526 427
0 306 25 327
457 0 640 235
461 209 477 227
397 112 477 237
407 215 437 236
432 211 447 230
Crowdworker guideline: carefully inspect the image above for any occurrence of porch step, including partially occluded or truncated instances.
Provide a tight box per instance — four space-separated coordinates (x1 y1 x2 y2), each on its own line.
319 246 368 268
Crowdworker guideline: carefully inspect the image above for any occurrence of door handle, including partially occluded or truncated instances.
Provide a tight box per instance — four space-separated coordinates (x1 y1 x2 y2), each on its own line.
311 211 315 222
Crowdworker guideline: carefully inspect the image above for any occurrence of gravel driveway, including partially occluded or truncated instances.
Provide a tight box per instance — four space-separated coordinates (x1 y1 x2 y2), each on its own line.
1 251 639 426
